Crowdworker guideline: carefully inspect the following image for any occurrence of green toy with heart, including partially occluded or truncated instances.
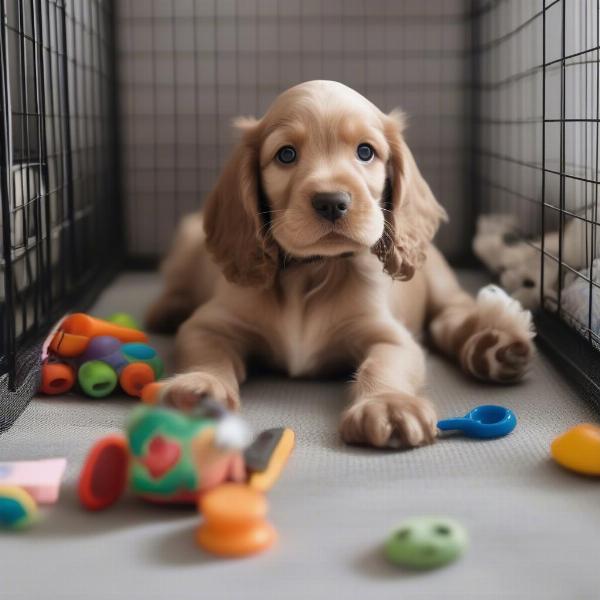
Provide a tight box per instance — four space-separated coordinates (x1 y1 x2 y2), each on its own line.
78 403 294 509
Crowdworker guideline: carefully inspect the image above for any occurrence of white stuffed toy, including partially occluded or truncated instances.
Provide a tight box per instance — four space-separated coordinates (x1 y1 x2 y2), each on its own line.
473 214 598 311
560 259 600 337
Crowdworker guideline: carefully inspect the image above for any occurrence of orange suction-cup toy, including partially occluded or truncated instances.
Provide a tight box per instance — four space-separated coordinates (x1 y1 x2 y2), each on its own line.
78 435 129 511
196 483 277 557
40 362 76 395
61 313 148 344
120 363 155 397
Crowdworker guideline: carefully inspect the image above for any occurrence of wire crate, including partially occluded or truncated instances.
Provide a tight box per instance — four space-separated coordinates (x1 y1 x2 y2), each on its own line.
0 0 119 428
0 0 598 430
475 0 600 402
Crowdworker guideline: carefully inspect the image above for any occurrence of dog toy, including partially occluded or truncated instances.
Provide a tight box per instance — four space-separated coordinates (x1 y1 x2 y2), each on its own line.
0 458 67 503
472 214 525 273
0 486 39 530
437 405 517 439
551 424 600 476
473 214 600 310
197 483 276 557
140 381 164 404
40 313 163 398
106 313 140 330
78 402 294 557
76 336 164 398
0 458 67 531
139 384 295 493
245 428 296 492
385 516 468 569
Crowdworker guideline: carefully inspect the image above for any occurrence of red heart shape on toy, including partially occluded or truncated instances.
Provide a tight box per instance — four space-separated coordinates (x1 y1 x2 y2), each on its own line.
142 436 181 479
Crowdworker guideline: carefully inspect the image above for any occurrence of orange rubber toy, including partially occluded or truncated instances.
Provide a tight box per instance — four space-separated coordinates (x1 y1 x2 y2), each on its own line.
119 363 156 397
40 362 75 395
140 381 163 405
196 483 276 557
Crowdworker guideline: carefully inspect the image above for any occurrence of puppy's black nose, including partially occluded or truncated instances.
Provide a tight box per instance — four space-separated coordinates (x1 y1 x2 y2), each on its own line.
311 192 352 222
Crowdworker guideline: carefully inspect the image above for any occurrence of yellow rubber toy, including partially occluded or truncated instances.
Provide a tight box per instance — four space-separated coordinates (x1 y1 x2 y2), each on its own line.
550 423 600 476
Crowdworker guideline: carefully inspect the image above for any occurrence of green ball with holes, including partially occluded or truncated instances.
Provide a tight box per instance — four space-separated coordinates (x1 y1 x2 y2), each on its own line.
78 360 118 398
384 516 468 569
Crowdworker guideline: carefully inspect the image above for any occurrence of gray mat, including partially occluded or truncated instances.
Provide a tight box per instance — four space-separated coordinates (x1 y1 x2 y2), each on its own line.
1 272 599 600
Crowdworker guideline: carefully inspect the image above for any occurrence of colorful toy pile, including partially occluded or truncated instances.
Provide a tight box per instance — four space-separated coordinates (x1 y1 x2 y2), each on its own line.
40 313 163 399
78 402 295 557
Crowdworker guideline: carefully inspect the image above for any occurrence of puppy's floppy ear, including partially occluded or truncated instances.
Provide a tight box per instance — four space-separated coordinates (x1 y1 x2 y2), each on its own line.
203 117 278 287
373 110 448 280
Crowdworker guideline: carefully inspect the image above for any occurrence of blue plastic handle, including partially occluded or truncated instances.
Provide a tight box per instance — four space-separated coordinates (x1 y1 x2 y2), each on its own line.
437 405 517 439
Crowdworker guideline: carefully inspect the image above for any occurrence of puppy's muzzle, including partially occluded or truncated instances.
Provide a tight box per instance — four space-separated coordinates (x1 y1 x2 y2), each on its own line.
311 191 352 223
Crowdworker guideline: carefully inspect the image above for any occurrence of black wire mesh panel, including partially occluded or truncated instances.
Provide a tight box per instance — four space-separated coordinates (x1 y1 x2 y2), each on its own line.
0 0 119 423
117 0 472 263
475 0 600 403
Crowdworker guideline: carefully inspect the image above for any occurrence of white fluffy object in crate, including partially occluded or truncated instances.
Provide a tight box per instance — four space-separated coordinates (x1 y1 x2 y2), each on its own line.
473 214 599 310
561 259 600 336
7 164 42 294
0 163 62 296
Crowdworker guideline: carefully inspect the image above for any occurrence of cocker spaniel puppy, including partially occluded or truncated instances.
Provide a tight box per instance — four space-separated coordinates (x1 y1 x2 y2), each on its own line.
147 80 534 449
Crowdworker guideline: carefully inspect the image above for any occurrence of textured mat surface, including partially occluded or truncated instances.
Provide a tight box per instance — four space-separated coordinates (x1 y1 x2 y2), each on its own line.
1 272 599 600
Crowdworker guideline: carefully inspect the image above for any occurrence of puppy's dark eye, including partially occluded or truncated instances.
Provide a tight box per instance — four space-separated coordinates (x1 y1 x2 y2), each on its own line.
276 146 297 164
357 143 375 162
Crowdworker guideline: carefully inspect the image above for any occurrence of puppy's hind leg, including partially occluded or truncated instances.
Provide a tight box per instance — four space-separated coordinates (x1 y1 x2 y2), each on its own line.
425 247 535 383
146 214 218 333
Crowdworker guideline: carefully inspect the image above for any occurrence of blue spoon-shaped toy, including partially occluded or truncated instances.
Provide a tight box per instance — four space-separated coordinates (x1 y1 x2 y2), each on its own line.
437 405 516 439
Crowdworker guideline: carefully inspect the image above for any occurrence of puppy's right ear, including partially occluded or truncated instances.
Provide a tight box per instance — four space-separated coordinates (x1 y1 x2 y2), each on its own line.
203 117 279 287
374 110 447 280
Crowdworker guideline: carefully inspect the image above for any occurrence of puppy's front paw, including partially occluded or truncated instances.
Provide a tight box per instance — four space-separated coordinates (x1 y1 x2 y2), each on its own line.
340 393 438 449
160 371 240 412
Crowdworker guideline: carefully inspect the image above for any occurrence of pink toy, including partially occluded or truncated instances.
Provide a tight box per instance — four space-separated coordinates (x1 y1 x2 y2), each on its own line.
0 458 67 504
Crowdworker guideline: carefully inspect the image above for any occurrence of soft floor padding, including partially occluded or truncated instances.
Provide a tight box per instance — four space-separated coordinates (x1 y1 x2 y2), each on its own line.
0 272 598 600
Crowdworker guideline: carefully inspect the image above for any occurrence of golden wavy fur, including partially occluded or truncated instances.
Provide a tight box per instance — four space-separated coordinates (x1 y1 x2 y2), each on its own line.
147 81 534 448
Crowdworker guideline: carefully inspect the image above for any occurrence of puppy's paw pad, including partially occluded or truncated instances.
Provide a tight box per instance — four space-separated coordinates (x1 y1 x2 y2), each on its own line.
461 328 534 382
340 394 437 449
160 372 239 412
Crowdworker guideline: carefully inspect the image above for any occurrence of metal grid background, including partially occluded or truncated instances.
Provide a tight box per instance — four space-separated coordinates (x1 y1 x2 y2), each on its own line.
0 0 119 389
476 0 600 394
117 0 472 261
1 0 598 412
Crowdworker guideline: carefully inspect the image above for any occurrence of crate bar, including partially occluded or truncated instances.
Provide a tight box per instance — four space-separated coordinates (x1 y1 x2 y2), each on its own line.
592 0 600 344
556 0 566 314
0 0 16 386
541 0 546 304
58 0 74 291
